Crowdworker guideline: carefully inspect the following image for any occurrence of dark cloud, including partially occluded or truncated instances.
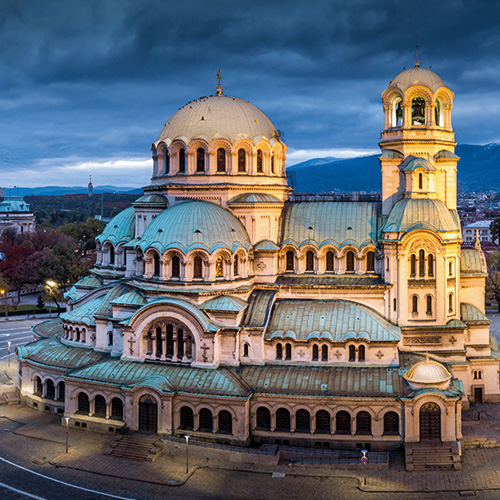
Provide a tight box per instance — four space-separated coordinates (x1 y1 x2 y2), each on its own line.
0 0 499 186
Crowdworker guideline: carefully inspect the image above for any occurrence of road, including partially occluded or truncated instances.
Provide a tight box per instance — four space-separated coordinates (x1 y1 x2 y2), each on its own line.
0 318 40 361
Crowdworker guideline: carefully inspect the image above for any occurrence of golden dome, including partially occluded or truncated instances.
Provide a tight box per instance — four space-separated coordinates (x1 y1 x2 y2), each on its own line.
403 357 452 388
155 95 278 146
388 66 446 93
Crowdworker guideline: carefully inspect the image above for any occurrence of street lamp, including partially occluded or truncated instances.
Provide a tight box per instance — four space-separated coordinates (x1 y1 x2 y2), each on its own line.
65 416 70 453
0 289 7 320
46 280 56 317
7 341 11 368
184 434 190 473
361 448 368 486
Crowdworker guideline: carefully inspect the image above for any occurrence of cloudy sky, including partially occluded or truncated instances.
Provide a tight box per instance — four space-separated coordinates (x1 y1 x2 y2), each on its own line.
0 0 499 188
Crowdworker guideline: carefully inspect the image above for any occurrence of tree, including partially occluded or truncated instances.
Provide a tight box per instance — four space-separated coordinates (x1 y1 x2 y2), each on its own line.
490 220 500 245
486 252 500 312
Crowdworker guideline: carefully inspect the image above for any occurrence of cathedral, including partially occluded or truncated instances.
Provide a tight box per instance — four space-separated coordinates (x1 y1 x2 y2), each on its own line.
18 62 499 466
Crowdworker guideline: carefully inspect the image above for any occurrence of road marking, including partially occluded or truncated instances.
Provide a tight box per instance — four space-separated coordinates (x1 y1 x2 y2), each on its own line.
0 480 48 500
0 456 137 500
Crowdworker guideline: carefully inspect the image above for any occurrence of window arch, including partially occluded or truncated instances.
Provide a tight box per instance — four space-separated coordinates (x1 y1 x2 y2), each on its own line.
286 251 294 272
306 251 314 272
358 345 365 362
196 148 205 172
412 295 419 314
243 343 249 357
46 379 55 399
198 408 213 432
153 253 161 277
473 370 482 380
295 409 311 433
449 293 454 313
335 410 351 434
111 398 124 420
217 148 226 172
395 98 403 127
57 381 65 401
326 251 334 272
94 395 106 417
383 411 399 435
218 410 233 434
285 343 292 360
276 343 283 360
164 150 170 174
418 172 423 190
321 344 328 361
256 407 271 430
346 251 355 272
180 406 194 430
193 256 203 279
179 148 186 173
257 149 263 173
412 96 426 125
77 392 90 414
215 255 224 278
34 376 43 396
428 254 434 277
315 410 330 433
276 408 291 432
426 295 433 314
171 255 180 278
366 251 375 272
356 411 372 435
109 245 115 265
410 254 416 276
312 344 319 361
107 331 113 346
238 148 246 172
349 345 356 362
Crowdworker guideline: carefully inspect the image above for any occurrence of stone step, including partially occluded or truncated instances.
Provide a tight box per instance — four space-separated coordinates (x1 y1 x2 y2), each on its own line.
106 434 162 462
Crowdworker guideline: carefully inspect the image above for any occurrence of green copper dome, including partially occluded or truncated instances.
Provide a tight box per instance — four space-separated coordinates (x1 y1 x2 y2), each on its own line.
96 207 135 246
137 200 250 254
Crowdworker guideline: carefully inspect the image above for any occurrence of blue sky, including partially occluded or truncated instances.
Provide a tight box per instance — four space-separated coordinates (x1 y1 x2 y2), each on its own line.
0 0 499 187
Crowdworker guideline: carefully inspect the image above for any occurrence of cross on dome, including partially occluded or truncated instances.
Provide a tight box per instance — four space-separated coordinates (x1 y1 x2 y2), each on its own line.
216 69 224 96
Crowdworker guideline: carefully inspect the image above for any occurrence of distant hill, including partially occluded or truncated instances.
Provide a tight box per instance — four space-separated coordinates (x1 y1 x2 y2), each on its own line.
288 143 500 193
4 185 142 196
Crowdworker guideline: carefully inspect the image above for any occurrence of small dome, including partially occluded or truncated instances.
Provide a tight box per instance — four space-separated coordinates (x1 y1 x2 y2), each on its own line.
404 357 451 389
96 207 135 246
155 95 279 146
389 66 446 93
137 200 251 254
0 196 31 213
133 193 169 208
403 157 436 172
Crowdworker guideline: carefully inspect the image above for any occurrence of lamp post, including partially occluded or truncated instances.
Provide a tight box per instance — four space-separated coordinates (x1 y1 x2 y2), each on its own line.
65 416 70 453
7 341 11 368
0 289 7 320
361 449 368 486
184 434 190 473
46 280 56 317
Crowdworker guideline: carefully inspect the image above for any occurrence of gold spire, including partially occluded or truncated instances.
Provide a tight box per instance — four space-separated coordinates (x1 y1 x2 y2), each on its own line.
216 69 223 96
415 45 420 68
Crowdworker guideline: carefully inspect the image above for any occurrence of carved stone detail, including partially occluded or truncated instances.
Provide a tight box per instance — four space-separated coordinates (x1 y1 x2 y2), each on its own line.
404 336 442 345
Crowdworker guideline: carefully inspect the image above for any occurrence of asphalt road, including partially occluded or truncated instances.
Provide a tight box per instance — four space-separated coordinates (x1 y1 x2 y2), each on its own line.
0 318 40 360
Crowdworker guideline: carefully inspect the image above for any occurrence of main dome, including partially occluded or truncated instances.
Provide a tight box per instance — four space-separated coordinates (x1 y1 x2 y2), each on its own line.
388 66 446 93
155 95 278 146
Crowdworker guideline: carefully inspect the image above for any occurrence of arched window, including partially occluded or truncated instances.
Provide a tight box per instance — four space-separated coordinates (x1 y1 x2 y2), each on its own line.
295 409 311 433
217 148 226 172
383 411 399 435
75 328 81 342
233 255 239 276
426 295 433 314
243 343 249 357
395 98 403 127
321 344 328 361
77 392 90 414
257 149 263 173
271 154 275 174
256 407 271 430
196 147 205 172
412 96 426 125
393 298 397 312
198 408 213 432
238 148 246 172
276 343 283 360
107 331 113 346
473 370 482 380
349 345 356 362
306 251 314 272
94 395 106 418
412 295 418 314
172 255 180 278
449 261 453 276
153 253 160 277
57 381 65 401
179 148 186 173
410 254 416 276
346 251 355 272
111 398 124 420
312 344 319 361
335 410 351 434
215 255 224 278
180 406 194 430
418 172 423 190
218 410 233 434
285 343 292 360
34 376 43 396
276 408 291 432
428 254 434 277
366 251 375 272
326 251 334 272
419 249 425 276
449 293 454 312
166 324 174 357
315 410 330 434
146 331 153 355
358 345 365 362
193 256 203 279
46 379 55 400
356 411 372 435
109 246 115 265
435 98 442 126
155 326 163 357
164 150 170 174
177 328 184 358
286 251 294 271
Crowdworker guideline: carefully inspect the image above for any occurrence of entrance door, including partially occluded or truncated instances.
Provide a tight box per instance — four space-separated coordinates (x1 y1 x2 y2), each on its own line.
474 387 483 403
419 402 441 441
138 395 158 433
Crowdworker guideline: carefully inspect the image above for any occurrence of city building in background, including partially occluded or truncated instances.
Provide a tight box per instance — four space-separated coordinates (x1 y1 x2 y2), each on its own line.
0 195 36 234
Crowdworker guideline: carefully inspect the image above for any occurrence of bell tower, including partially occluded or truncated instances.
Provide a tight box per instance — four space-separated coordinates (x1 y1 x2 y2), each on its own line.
379 58 457 215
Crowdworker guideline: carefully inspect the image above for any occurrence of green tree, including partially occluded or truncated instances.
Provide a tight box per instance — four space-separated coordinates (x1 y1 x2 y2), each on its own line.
490 220 500 244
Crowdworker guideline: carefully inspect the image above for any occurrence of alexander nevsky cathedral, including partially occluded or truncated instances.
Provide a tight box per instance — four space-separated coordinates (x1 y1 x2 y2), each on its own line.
18 61 500 468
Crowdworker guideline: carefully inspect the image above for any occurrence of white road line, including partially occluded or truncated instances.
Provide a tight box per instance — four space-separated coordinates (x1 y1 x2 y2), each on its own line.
0 456 137 500
0 480 48 500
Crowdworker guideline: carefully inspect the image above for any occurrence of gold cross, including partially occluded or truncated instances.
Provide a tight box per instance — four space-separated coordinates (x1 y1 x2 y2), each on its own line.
216 69 223 96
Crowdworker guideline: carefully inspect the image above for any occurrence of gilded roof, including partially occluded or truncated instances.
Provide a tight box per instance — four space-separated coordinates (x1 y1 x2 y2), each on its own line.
265 299 400 342
460 249 485 274
280 202 381 249
155 95 278 146
460 303 491 324
96 206 135 246
137 200 250 254
383 198 460 233
388 66 446 93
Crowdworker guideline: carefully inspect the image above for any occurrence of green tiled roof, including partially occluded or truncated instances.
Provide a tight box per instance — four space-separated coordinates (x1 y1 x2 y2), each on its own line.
403 157 436 171
74 275 103 288
199 295 247 312
32 318 63 338
0 196 31 212
435 150 459 160
276 275 388 288
461 249 485 274
254 240 280 251
461 303 491 324
110 290 147 307
383 198 460 233
265 299 400 342
96 206 135 246
137 200 250 255
63 286 76 301
380 149 403 159
242 290 278 328
228 193 282 205
17 337 108 370
280 201 381 250
133 193 168 207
